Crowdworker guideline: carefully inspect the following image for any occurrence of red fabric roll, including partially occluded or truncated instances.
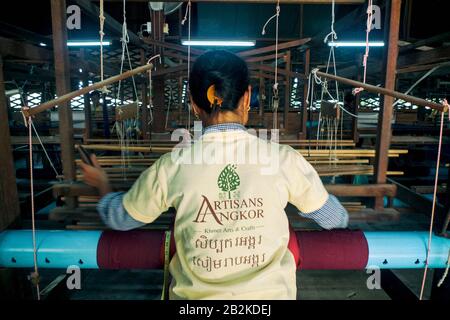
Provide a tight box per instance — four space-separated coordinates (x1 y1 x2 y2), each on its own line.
97 230 175 269
288 226 301 267
296 230 369 270
97 229 368 270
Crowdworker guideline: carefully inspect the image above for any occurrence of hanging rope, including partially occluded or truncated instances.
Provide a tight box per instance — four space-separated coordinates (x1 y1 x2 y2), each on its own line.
31 122 61 180
323 0 337 44
182 1 192 131
312 0 344 162
99 0 108 94
311 69 360 119
116 0 140 125
20 110 41 301
419 103 447 300
13 80 61 180
261 0 281 129
353 0 373 95
437 249 450 288
111 0 144 177
362 0 373 84
147 54 162 128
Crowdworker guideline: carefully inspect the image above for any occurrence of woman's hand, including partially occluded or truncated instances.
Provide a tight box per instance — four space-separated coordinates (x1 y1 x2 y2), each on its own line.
80 154 112 197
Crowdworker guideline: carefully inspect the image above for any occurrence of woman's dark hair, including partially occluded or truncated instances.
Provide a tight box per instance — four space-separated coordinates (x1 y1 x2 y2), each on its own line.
189 50 250 114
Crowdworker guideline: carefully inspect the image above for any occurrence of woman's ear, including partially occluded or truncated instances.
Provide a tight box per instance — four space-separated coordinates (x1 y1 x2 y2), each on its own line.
190 95 199 114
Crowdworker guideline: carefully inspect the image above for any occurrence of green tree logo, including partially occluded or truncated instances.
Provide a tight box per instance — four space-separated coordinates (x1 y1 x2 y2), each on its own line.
217 164 240 199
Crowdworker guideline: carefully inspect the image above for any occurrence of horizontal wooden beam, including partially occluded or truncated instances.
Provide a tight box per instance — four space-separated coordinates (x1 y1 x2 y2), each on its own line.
245 52 286 63
0 36 53 61
326 184 397 198
238 38 311 57
23 63 154 117
165 50 288 64
399 31 450 53
398 47 450 69
142 38 205 56
315 71 448 112
153 64 188 77
388 178 446 223
54 182 396 198
248 63 306 79
397 61 450 74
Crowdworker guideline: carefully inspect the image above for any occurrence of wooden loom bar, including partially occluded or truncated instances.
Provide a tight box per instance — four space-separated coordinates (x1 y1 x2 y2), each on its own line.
314 71 448 112
83 138 358 144
22 63 154 117
79 144 407 153
54 182 394 198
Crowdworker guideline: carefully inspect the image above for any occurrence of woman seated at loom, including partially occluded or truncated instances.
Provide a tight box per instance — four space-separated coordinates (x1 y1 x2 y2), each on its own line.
81 50 349 300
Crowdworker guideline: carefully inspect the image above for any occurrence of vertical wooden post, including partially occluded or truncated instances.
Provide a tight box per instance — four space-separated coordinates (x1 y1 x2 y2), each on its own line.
374 0 402 210
300 48 310 139
140 49 150 140
0 56 20 230
151 9 167 133
51 0 76 208
283 51 291 131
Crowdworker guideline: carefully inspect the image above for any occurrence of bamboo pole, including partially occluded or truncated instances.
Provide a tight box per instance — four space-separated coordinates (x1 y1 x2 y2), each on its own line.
315 71 448 112
22 63 154 117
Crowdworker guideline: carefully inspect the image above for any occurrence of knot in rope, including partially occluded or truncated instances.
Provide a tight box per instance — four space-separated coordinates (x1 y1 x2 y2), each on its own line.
261 1 280 36
181 1 191 26
352 87 364 95
100 86 110 94
121 22 130 44
323 30 337 44
323 0 337 43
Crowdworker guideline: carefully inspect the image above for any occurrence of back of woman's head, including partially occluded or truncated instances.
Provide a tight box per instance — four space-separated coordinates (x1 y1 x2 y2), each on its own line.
189 50 250 114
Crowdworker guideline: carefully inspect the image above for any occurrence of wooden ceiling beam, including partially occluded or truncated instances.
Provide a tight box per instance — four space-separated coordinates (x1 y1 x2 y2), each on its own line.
237 38 311 57
142 37 205 55
399 31 450 53
398 47 450 69
0 36 53 61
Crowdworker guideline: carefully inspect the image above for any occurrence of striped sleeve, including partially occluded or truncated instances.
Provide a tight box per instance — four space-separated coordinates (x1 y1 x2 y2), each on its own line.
97 192 147 231
298 195 349 230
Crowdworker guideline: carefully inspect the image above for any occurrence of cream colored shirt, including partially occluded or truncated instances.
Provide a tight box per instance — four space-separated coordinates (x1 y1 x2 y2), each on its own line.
123 129 329 299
